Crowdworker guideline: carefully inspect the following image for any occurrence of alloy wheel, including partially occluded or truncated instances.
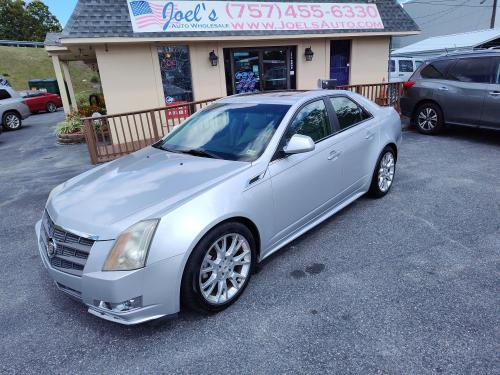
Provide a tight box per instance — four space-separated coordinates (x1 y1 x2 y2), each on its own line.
417 107 438 130
199 233 252 305
5 114 20 129
47 103 57 112
378 151 395 193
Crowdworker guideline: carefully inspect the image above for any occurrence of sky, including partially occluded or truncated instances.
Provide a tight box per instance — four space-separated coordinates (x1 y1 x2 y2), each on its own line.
40 0 409 27
39 0 78 27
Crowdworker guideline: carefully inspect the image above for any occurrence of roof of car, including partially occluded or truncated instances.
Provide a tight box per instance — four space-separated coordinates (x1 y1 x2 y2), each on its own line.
430 49 500 62
219 90 347 105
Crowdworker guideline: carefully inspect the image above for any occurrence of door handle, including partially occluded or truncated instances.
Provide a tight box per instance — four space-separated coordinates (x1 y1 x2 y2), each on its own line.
438 86 449 91
489 91 500 96
327 150 342 161
365 131 375 140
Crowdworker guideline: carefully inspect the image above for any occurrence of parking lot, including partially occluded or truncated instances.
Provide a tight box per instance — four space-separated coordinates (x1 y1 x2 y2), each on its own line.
0 111 499 374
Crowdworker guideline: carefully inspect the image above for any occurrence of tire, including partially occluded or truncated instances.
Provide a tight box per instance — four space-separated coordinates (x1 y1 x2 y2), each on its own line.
46 102 57 113
368 146 397 198
2 112 22 131
181 222 256 313
414 102 444 135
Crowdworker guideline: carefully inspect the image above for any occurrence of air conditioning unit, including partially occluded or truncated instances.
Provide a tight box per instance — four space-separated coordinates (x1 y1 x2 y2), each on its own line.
318 79 337 90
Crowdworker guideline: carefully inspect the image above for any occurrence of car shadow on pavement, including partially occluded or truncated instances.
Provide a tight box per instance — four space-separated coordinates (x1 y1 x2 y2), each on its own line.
406 125 500 146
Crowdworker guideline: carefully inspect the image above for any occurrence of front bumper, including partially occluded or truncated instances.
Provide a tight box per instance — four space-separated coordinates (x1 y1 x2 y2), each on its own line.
35 220 183 325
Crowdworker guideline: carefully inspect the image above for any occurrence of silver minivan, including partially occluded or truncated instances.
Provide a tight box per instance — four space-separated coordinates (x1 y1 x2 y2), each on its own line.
0 86 31 131
400 50 500 134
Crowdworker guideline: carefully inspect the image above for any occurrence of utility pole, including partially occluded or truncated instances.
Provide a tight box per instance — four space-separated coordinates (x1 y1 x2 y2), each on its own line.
492 0 498 29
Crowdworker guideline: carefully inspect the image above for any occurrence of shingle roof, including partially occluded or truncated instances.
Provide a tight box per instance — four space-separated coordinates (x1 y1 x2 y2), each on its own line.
61 0 418 39
44 32 62 46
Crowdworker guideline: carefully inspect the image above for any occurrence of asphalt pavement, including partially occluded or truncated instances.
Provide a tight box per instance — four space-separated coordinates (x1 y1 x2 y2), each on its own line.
0 111 499 374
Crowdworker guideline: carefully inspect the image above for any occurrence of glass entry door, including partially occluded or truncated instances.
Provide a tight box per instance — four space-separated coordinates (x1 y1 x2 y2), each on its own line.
233 51 261 94
262 49 288 91
226 47 296 95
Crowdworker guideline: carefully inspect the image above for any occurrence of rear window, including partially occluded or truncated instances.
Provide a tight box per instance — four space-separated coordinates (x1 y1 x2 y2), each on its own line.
399 60 414 73
0 89 11 100
448 57 492 83
420 60 452 79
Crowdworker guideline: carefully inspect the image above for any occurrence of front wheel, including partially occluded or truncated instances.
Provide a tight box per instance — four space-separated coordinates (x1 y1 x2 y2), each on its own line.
181 222 256 312
2 112 22 131
368 147 397 198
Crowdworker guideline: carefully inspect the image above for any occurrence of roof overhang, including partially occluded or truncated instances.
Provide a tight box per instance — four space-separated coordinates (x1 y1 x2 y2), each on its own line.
59 30 419 46
45 44 97 62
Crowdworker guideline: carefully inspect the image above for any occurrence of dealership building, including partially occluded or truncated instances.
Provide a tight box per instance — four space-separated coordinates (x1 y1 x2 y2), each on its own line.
45 0 418 115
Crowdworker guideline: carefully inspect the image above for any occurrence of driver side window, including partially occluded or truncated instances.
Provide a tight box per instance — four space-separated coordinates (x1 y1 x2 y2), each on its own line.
285 100 330 143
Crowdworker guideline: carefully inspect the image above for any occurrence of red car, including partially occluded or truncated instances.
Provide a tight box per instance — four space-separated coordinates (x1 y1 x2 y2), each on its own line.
20 91 63 114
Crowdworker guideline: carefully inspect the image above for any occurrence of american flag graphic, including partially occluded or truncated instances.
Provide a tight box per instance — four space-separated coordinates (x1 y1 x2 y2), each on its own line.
130 1 165 28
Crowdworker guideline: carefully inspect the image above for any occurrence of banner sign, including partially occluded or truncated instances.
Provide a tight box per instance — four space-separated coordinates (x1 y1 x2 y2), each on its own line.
127 1 384 33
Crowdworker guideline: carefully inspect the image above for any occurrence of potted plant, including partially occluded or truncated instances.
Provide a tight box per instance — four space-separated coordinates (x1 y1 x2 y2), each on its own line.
55 113 85 144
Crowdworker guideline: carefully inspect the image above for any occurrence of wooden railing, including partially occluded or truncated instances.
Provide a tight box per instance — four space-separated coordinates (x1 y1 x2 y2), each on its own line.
83 82 402 164
83 98 217 164
338 82 402 109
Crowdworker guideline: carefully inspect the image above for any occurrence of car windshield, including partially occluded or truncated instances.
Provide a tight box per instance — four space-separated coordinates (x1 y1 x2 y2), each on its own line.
154 102 290 161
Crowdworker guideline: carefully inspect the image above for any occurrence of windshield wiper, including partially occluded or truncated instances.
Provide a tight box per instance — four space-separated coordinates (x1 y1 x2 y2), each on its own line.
152 143 176 152
178 148 221 159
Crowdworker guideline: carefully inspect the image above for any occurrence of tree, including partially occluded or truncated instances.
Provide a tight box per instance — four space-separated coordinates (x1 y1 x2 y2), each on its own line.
0 0 62 42
24 1 62 41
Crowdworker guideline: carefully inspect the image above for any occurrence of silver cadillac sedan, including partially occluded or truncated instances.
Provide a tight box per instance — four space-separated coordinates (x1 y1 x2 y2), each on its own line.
35 90 401 325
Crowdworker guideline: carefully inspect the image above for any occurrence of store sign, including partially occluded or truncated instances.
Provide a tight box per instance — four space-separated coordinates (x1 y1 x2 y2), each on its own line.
127 1 384 33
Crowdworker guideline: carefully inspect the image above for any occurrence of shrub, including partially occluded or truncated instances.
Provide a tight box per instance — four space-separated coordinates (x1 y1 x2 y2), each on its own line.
55 113 83 136
78 104 104 117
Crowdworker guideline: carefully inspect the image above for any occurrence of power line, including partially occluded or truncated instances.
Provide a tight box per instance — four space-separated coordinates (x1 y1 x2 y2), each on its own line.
406 0 496 7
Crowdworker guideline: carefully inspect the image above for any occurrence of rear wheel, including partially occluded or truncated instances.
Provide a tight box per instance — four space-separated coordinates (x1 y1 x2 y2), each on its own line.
368 146 397 198
181 222 256 312
46 102 57 113
2 112 22 131
414 103 444 135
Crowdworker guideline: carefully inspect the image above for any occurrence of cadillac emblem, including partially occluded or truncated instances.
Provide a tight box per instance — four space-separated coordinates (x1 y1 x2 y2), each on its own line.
47 238 57 259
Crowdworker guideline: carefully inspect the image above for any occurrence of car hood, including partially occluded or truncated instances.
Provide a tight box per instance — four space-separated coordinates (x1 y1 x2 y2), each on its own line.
47 147 249 240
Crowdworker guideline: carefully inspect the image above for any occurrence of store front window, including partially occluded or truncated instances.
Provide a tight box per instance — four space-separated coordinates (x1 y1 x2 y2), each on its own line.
158 46 193 104
224 46 296 95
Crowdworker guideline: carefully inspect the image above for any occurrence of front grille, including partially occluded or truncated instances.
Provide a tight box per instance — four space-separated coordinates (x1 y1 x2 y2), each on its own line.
40 211 94 277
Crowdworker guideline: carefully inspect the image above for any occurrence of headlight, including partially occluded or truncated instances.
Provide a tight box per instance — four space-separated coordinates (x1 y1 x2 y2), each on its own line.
103 219 159 271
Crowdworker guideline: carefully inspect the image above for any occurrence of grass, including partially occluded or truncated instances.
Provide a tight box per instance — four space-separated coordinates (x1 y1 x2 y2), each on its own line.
0 46 99 99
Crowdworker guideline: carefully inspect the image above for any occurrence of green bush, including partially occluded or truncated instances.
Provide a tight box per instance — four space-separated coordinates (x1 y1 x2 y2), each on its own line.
55 113 83 136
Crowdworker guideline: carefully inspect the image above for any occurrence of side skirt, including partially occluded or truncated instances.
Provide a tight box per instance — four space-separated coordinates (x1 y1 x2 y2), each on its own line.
260 189 366 262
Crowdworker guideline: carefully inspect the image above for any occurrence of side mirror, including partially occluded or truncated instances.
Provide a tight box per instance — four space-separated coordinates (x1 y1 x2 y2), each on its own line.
283 134 315 155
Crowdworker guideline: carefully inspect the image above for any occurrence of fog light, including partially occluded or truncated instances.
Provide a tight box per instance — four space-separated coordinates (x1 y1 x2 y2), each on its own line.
95 296 142 312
